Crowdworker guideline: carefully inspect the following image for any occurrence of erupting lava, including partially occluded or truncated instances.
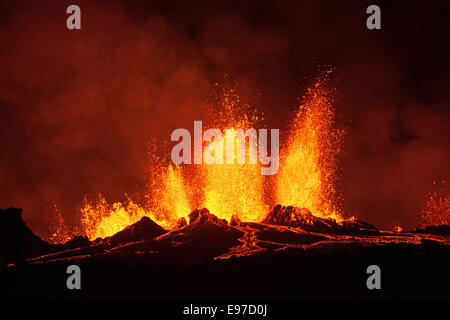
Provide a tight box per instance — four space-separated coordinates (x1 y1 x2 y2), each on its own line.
276 69 344 220
43 70 346 243
200 85 268 222
421 181 450 226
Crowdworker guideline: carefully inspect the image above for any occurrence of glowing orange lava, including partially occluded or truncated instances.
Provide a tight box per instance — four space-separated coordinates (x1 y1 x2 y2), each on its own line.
80 195 147 240
43 71 346 242
200 85 268 222
276 69 344 220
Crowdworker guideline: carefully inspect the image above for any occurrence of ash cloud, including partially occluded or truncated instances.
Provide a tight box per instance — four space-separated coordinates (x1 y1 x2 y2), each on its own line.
0 0 448 231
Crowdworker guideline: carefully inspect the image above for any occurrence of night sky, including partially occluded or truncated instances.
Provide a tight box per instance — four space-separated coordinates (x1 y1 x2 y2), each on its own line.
0 0 449 231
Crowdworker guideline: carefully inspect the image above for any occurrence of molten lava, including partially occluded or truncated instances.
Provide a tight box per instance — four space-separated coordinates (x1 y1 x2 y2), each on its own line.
42 70 347 242
80 195 147 240
200 86 268 222
276 69 344 220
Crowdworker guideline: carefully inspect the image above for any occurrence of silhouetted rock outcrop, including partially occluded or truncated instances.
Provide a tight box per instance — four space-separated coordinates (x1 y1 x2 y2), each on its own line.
340 219 378 231
263 205 378 235
108 216 167 246
0 208 53 265
188 208 228 227
230 214 241 226
410 225 450 236
62 235 91 249
176 217 187 228
263 205 318 226
158 209 243 264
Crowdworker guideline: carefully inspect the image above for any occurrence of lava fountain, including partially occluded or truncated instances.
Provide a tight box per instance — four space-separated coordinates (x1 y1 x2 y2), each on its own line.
200 84 268 222
276 69 345 220
43 70 345 242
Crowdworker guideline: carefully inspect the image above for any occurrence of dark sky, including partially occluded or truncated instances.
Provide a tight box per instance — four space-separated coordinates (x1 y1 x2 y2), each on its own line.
0 0 449 231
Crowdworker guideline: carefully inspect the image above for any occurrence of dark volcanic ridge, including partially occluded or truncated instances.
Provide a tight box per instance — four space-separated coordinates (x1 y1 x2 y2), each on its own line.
1 206 449 266
263 205 379 235
0 208 53 265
